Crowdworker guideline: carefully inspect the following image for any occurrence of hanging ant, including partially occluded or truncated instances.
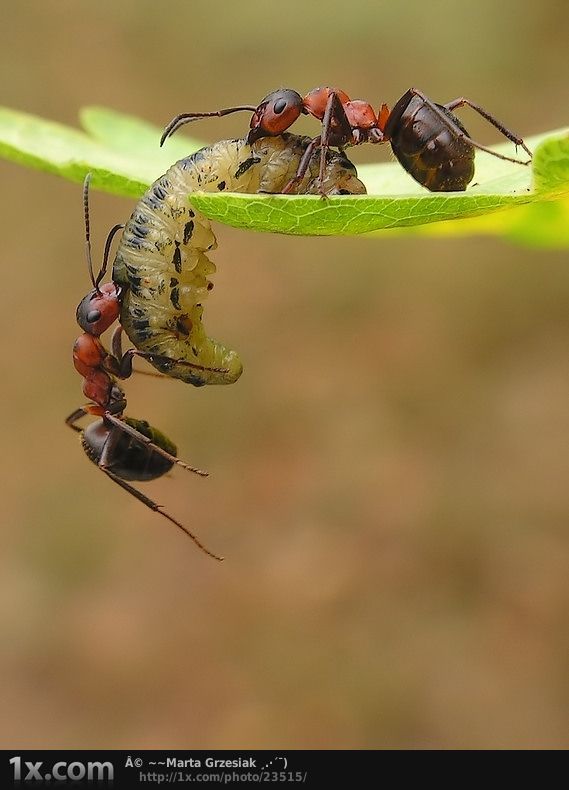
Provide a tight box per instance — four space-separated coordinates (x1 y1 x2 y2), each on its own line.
161 86 532 193
66 175 224 560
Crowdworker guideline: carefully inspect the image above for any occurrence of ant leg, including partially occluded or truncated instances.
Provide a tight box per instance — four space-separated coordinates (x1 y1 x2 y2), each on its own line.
108 326 228 379
65 407 89 432
103 412 209 478
121 367 168 381
100 467 224 560
443 96 532 159
282 92 353 195
97 425 218 556
67 403 110 430
111 324 125 363
408 89 532 166
119 349 229 378
95 224 125 290
97 419 125 469
110 327 155 378
160 106 257 147
317 92 354 196
281 137 321 194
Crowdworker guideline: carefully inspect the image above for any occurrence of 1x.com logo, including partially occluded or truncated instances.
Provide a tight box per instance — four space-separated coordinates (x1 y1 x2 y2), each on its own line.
9 756 113 782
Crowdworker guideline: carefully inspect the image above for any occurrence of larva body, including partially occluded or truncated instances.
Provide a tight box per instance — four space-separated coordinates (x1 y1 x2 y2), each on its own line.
113 133 366 386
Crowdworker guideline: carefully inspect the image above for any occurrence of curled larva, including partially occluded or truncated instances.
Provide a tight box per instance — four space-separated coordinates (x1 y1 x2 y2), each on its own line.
113 133 366 386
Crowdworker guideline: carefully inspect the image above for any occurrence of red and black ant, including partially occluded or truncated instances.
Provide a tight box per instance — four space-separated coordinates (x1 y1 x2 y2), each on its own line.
161 86 532 193
66 175 224 560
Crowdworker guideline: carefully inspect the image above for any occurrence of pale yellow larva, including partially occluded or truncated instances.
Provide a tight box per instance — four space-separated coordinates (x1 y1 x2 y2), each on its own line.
113 133 366 386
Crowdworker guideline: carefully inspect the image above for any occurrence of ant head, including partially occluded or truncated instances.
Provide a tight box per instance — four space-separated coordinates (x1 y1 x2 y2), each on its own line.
247 89 303 143
76 282 120 336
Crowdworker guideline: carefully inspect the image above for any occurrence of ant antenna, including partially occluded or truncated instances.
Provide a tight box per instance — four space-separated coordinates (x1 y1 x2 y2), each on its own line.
160 105 257 147
96 223 125 290
82 173 125 292
83 173 98 293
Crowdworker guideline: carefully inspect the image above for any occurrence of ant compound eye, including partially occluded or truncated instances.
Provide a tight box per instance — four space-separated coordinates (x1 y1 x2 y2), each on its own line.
273 98 287 114
86 309 102 324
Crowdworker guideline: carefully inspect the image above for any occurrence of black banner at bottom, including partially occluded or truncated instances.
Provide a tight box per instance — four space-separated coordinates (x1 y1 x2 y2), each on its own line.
1 750 380 787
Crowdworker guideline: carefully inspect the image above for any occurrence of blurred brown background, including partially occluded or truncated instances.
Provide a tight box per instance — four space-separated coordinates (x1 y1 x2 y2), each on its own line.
0 0 568 749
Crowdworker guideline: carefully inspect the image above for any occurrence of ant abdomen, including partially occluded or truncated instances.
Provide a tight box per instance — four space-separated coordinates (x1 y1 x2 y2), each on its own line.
385 92 475 191
81 418 176 482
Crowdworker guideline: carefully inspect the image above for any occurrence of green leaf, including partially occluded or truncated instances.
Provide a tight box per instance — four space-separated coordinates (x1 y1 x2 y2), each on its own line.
0 104 567 246
0 105 204 198
191 130 569 236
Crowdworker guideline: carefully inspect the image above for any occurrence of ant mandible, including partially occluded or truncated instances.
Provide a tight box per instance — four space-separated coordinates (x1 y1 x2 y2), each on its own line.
66 175 224 560
161 86 532 193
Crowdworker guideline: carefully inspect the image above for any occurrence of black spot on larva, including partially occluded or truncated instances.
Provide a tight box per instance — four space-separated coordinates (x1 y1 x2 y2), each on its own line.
131 223 148 238
132 307 145 318
176 316 190 336
132 282 152 298
132 318 150 330
131 319 153 340
338 189 350 195
170 286 181 311
207 282 214 291
169 277 179 287
173 242 182 273
157 280 165 295
152 184 167 201
217 180 226 191
191 346 199 356
183 220 194 244
188 209 195 218
234 156 260 179
146 194 162 210
126 236 142 250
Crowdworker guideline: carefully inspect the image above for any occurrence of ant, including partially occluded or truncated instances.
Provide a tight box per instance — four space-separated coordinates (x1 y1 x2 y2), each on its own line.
66 175 224 560
161 86 532 193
